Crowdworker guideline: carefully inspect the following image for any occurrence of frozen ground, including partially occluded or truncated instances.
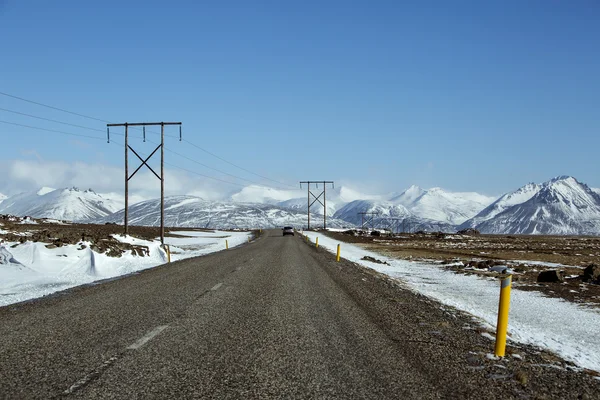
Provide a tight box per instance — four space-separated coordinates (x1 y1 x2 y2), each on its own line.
304 231 600 373
0 230 251 307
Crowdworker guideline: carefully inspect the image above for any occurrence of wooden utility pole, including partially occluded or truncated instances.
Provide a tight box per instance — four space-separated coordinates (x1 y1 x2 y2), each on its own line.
107 121 182 245
124 124 129 234
300 181 334 230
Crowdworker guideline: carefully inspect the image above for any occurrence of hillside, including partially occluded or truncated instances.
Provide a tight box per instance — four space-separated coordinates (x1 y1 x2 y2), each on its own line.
0 187 121 222
100 195 352 229
473 176 600 235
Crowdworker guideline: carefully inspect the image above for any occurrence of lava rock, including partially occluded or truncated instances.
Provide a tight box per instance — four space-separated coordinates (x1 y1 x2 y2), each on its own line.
582 264 600 283
457 228 481 236
537 269 564 283
361 256 389 265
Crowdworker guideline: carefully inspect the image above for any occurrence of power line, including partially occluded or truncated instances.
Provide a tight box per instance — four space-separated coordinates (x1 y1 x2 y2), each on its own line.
0 91 109 123
146 138 290 189
182 138 297 188
0 111 260 190
0 119 107 140
0 106 110 134
0 90 297 188
0 92 175 139
108 140 247 188
0 108 259 187
165 162 247 188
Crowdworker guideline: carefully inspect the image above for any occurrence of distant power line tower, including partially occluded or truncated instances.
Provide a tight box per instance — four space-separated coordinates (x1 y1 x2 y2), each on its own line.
299 181 334 230
107 121 182 245
358 212 379 231
379 217 403 233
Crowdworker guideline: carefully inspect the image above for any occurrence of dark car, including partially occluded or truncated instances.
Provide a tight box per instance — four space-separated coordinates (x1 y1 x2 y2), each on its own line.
283 226 294 236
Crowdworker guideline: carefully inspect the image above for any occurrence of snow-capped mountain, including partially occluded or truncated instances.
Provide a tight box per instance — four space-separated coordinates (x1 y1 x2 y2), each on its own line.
0 187 121 222
389 185 426 205
333 200 456 232
100 196 352 229
390 186 495 225
6 177 600 235
231 185 386 217
472 176 600 235
459 183 541 229
230 185 302 204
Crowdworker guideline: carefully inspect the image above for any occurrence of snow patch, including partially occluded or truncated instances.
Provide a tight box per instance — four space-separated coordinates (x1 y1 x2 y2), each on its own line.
304 232 600 373
0 230 251 306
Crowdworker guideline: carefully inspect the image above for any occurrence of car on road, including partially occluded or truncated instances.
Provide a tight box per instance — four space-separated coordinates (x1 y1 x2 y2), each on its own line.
283 226 294 236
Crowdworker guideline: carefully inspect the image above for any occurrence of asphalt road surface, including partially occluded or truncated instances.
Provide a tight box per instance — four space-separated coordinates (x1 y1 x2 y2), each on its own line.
1 230 598 399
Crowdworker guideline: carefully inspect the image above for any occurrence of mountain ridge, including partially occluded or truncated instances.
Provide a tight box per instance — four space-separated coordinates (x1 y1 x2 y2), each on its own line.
99 195 352 229
465 176 600 235
0 187 121 222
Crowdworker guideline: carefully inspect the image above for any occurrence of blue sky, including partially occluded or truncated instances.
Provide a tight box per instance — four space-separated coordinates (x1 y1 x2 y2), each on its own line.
0 0 598 198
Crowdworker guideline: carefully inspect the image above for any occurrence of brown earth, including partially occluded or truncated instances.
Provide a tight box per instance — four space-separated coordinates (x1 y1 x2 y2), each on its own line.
0 215 219 258
324 230 600 309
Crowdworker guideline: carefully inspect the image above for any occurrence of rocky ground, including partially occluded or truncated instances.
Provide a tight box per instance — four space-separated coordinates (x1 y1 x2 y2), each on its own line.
0 215 218 258
324 230 600 309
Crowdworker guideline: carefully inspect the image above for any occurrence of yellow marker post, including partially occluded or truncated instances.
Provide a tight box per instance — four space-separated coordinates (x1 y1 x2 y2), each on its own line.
163 244 171 263
316 237 319 248
494 274 512 357
248 237 250 243
226 240 229 250
336 244 341 262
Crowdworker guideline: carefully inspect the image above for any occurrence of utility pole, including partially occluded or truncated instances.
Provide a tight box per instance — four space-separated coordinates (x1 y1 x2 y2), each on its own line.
358 212 379 231
299 181 334 230
107 121 182 245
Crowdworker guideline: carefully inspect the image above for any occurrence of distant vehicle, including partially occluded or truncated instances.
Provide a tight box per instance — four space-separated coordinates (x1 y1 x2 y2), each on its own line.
282 226 294 236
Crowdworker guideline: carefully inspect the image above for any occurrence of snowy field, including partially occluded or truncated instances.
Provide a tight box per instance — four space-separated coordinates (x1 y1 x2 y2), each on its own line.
303 231 600 373
0 230 251 307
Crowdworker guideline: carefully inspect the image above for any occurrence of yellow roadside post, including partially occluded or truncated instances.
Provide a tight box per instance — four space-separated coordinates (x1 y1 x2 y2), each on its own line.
316 237 319 248
248 237 250 243
494 274 513 357
163 244 171 263
226 240 229 250
336 244 341 262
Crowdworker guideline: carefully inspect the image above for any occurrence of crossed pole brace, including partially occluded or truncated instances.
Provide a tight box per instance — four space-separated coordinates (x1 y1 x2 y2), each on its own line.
359 212 379 230
128 144 161 181
309 188 325 209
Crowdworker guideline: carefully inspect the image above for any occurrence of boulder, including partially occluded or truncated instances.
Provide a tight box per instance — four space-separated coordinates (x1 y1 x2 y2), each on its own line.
370 230 381 237
361 256 389 265
457 228 480 236
537 270 564 283
582 264 600 283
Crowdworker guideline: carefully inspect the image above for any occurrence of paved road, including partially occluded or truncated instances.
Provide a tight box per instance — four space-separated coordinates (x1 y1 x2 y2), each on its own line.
1 230 598 399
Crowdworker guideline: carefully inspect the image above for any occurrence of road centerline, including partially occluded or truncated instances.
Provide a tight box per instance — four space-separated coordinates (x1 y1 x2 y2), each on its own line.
127 325 169 350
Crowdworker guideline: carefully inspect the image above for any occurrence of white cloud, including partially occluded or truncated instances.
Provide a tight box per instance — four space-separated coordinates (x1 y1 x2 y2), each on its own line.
0 159 238 201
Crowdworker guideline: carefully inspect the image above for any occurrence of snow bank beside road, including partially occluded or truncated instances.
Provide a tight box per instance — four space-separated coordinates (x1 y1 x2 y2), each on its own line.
303 231 600 373
0 230 251 307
